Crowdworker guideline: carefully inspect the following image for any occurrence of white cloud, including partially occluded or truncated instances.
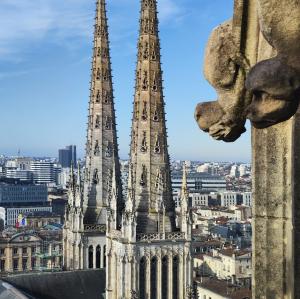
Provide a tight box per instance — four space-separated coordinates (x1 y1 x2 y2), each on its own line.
0 0 93 60
0 0 185 62
158 0 182 23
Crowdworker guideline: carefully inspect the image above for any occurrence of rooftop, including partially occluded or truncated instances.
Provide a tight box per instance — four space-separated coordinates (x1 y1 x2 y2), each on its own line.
195 277 251 299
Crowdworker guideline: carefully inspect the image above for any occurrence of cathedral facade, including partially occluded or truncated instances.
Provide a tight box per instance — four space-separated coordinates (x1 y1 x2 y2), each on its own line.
63 0 193 296
106 0 193 298
63 0 122 271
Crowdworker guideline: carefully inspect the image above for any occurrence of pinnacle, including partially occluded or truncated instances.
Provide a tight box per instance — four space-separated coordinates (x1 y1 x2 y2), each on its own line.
83 0 123 225
128 0 176 233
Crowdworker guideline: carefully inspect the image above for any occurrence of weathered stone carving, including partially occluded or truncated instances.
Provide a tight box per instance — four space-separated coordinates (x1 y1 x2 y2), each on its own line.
195 0 300 140
245 0 300 128
194 20 250 142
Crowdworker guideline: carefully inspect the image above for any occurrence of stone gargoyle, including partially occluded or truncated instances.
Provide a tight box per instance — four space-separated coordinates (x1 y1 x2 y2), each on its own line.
195 0 300 141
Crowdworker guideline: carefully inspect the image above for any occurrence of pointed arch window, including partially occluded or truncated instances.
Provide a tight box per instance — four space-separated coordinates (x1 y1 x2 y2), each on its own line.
161 256 168 299
139 257 146 299
134 102 140 120
152 74 158 92
94 140 100 156
103 48 108 59
93 169 99 184
105 143 112 158
153 105 159 122
155 168 162 190
154 135 161 154
96 68 101 80
96 90 101 103
88 246 93 269
142 71 149 91
150 18 155 35
173 256 179 299
103 91 111 104
95 115 100 129
97 47 101 57
96 245 101 269
103 68 109 81
143 42 149 60
105 116 111 130
151 43 157 61
151 257 157 299
141 132 148 153
97 26 101 37
140 165 147 186
141 102 148 121
136 71 141 89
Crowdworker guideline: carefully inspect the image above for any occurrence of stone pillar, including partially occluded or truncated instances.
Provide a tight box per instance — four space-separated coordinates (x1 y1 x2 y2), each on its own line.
146 256 151 299
101 245 104 268
252 103 300 298
178 254 184 299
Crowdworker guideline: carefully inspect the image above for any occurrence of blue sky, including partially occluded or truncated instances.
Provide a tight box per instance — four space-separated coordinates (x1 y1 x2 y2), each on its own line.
0 0 251 162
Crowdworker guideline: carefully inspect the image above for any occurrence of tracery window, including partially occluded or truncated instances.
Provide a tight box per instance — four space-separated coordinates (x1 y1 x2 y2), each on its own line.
105 116 111 130
96 245 101 269
139 257 146 299
154 135 161 154
141 132 148 153
151 257 157 299
173 256 179 299
94 140 100 156
140 165 147 186
96 90 101 103
153 106 159 122
143 42 149 60
96 68 101 80
162 256 168 299
142 71 149 90
88 246 93 269
141 102 148 121
95 115 100 129
103 91 111 104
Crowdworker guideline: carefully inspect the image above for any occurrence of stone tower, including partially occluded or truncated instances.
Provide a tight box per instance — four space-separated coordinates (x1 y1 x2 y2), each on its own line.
83 0 122 225
106 1 192 298
130 0 176 233
64 0 122 271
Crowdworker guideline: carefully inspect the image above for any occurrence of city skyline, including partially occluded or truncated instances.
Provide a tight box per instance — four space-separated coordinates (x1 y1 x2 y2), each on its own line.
0 0 251 161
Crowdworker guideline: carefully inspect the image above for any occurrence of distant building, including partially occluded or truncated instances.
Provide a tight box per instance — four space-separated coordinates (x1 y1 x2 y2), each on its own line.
220 192 242 207
195 277 251 299
30 161 55 184
5 169 33 182
172 171 227 194
0 180 47 206
25 211 61 229
242 192 252 207
58 145 76 169
230 165 238 178
6 206 52 227
0 227 62 274
195 248 252 287
191 193 210 207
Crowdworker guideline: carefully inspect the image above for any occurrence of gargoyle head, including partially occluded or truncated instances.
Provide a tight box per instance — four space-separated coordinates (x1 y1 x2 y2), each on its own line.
246 58 300 128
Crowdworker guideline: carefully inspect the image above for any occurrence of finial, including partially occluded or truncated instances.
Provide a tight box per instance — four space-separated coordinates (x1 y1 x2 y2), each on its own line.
181 162 188 197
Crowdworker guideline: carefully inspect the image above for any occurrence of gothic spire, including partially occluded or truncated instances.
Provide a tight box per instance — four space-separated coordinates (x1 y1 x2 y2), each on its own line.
83 0 123 225
129 0 176 233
